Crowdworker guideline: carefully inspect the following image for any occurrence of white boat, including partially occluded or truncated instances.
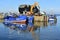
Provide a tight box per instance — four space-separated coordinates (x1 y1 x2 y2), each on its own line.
49 19 54 21
48 14 56 21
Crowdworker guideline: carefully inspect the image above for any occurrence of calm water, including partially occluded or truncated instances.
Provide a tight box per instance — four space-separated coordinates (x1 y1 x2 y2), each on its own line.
0 16 60 40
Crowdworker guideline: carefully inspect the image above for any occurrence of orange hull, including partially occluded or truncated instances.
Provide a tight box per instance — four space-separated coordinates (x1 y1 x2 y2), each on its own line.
12 20 26 24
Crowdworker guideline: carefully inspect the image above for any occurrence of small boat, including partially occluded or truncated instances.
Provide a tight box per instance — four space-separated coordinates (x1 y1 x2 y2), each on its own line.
48 15 57 21
4 15 27 24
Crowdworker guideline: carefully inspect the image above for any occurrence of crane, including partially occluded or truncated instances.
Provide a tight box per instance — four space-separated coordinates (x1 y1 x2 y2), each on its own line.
18 2 40 15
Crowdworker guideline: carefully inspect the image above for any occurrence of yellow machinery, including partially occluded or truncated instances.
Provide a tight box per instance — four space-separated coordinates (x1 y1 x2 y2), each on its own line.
30 2 39 14
18 2 40 14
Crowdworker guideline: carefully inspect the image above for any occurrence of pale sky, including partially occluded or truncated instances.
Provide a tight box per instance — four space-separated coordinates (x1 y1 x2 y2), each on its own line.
0 0 60 13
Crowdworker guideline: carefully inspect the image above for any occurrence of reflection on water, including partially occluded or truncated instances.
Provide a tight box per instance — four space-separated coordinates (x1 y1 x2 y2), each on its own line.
2 19 57 40
3 20 57 31
48 20 57 26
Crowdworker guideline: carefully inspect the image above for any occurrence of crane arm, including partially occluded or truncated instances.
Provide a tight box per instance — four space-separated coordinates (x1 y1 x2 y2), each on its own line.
30 2 38 14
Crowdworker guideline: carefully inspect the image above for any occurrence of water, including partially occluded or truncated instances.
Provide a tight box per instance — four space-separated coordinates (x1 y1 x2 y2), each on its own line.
0 16 60 40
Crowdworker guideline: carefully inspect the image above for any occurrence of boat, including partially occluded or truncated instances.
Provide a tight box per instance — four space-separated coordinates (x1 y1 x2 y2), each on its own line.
27 15 34 23
48 14 57 21
4 15 27 24
15 15 27 23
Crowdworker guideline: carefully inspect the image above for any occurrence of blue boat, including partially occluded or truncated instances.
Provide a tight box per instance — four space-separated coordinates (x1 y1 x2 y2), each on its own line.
15 15 27 23
27 16 34 23
4 15 27 23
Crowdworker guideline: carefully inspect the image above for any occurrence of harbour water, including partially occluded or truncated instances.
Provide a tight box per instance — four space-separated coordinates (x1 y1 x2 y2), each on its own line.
0 15 60 40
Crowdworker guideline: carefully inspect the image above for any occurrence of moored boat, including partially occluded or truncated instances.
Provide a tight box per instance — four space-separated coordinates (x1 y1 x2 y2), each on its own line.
15 15 27 23
4 15 27 24
48 14 57 21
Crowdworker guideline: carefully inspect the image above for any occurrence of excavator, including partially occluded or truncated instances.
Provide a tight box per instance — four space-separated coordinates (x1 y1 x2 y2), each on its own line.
18 2 40 15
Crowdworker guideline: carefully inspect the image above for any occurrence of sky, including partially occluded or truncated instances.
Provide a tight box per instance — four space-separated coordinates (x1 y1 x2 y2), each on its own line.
0 0 60 13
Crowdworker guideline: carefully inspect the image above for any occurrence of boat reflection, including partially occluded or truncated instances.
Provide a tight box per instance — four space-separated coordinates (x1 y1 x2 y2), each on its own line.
3 22 40 40
3 19 57 32
3 19 57 40
3 22 27 31
34 21 48 27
